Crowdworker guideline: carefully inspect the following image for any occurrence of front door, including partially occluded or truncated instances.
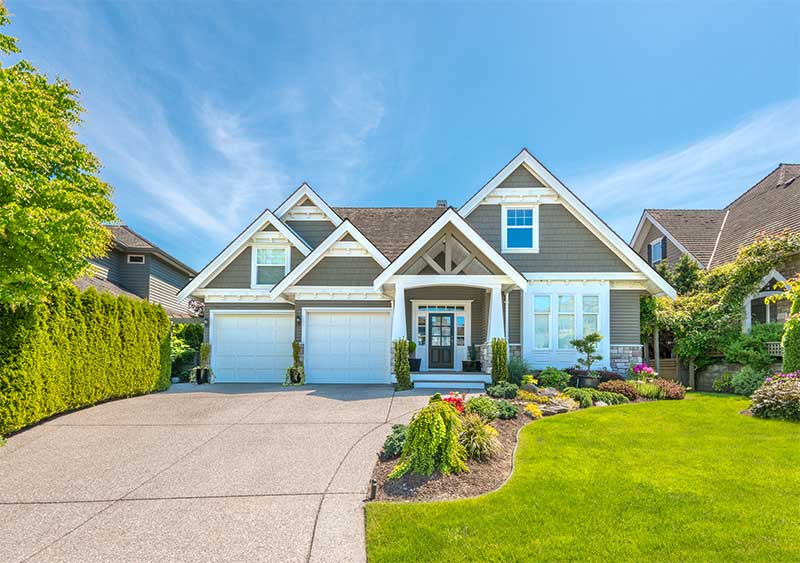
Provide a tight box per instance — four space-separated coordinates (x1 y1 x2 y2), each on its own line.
428 313 454 368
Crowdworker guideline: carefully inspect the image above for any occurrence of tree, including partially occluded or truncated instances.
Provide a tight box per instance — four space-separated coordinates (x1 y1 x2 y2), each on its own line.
670 254 701 295
570 332 603 374
766 274 800 372
0 7 116 306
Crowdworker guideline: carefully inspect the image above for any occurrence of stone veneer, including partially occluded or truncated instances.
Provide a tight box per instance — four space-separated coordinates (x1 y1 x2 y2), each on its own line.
479 341 521 375
610 344 643 374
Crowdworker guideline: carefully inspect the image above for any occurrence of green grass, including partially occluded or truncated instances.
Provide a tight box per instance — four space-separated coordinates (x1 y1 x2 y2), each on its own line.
366 394 800 563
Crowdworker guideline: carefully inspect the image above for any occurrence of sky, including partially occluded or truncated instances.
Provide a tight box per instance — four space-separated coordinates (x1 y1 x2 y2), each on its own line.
5 1 800 270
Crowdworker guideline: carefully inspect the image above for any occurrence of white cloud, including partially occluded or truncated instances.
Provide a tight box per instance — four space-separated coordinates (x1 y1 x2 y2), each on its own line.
571 98 800 240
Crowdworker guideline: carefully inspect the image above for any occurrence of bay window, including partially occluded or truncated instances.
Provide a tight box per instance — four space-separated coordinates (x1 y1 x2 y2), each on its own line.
557 295 576 349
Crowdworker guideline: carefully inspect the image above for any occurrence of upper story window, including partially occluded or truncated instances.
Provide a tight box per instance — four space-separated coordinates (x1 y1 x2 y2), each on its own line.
502 205 539 253
649 238 664 266
127 254 145 264
252 246 289 287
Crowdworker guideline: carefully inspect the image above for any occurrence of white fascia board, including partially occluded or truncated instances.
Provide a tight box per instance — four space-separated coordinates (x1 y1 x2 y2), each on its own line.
632 211 701 265
177 210 312 302
269 220 390 298
461 149 676 299
524 272 647 281
275 183 343 225
372 208 527 290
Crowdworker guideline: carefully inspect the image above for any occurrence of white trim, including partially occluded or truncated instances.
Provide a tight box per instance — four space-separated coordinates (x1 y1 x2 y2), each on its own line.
275 183 343 225
706 210 729 269
300 306 392 344
270 219 390 298
285 286 389 301
410 300 472 371
373 208 527 290
631 211 700 265
479 187 559 206
250 244 291 289
610 343 645 348
648 236 665 266
127 254 145 264
389 274 515 289
742 269 789 332
524 272 647 281
501 203 539 253
459 150 676 299
178 209 312 301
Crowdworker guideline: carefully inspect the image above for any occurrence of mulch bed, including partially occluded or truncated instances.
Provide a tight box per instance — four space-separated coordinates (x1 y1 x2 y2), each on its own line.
370 414 531 502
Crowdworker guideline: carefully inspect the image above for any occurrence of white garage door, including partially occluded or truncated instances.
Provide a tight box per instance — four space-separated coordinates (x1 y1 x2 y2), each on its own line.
305 310 391 384
211 313 294 383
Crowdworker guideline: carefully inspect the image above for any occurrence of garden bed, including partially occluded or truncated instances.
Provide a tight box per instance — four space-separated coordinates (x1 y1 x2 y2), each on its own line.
371 414 529 502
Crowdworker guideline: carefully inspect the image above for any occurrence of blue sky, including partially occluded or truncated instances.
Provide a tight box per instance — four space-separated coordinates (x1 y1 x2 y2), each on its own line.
6 1 800 270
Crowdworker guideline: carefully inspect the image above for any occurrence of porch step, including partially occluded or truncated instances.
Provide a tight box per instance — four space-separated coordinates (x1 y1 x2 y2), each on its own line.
414 381 486 390
411 372 490 390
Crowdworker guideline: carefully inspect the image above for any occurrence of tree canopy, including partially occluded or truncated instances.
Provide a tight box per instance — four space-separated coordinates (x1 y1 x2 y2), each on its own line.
0 6 116 306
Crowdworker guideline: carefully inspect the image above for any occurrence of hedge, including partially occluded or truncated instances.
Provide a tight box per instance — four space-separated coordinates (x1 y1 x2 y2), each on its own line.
784 299 800 372
0 286 171 435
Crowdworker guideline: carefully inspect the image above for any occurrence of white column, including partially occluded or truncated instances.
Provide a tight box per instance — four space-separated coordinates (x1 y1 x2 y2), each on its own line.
488 284 505 340
391 284 406 340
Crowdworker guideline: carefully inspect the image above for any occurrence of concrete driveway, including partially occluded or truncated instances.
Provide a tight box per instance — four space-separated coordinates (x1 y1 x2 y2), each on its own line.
0 384 436 563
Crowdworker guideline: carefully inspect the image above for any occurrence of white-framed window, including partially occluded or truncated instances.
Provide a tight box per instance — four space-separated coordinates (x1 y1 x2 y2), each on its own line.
417 313 427 345
502 204 539 253
456 316 465 346
557 294 576 349
127 254 145 264
649 238 664 265
533 295 551 349
251 246 290 287
582 295 600 335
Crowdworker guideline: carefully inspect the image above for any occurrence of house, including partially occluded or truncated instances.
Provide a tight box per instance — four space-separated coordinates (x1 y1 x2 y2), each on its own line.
75 224 198 320
630 164 800 330
178 149 675 386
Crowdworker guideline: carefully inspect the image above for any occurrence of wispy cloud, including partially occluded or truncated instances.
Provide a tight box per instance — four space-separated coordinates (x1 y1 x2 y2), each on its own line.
571 98 800 239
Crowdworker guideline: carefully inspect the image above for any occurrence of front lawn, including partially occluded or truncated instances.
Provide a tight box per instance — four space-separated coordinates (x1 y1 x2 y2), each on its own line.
366 394 800 562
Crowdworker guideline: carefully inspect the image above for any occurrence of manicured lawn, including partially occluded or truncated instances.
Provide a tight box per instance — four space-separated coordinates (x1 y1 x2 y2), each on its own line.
366 394 800 563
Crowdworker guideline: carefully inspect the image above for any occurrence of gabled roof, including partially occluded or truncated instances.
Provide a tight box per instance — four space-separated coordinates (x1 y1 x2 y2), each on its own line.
105 224 197 276
333 207 447 260
372 208 528 289
632 209 727 267
269 219 390 298
275 183 343 225
460 149 676 298
177 209 312 301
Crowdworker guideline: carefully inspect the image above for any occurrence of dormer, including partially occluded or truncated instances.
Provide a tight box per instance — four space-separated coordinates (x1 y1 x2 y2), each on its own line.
275 183 342 247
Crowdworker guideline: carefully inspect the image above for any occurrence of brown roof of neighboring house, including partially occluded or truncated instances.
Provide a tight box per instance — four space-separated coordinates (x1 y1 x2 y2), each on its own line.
74 274 141 300
105 224 196 276
332 207 448 260
646 209 726 267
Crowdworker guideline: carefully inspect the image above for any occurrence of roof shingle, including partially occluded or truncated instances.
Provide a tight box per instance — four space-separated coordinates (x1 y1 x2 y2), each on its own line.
646 209 726 267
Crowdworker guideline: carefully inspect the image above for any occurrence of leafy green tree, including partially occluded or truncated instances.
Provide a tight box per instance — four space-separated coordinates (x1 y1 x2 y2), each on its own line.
570 332 603 374
670 254 701 295
0 7 115 306
766 274 800 372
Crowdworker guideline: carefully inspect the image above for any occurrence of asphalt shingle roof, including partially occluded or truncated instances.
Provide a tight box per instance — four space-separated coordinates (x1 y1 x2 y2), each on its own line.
646 209 726 267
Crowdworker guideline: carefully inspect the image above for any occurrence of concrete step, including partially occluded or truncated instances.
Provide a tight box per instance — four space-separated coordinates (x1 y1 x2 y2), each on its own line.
412 373 489 383
413 381 486 390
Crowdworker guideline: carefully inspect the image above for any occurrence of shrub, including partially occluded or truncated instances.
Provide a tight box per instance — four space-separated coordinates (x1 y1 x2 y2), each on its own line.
570 332 603 373
783 300 800 372
379 424 407 461
537 367 571 390
751 377 800 422
507 356 531 385
0 286 171 436
465 396 500 421
521 374 537 386
566 368 622 383
724 332 775 371
732 366 769 396
486 381 518 399
597 380 639 401
284 341 305 385
442 391 465 413
712 372 735 393
628 363 656 380
516 390 550 404
393 338 411 390
563 387 629 408
491 338 508 383
524 403 543 419
408 340 417 358
495 399 519 419
459 413 501 460
633 380 663 399
652 378 687 400
388 394 467 478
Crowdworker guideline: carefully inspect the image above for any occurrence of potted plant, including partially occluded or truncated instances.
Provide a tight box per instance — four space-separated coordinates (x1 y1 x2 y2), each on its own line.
284 341 305 385
408 340 421 372
192 342 212 384
462 344 482 372
570 332 603 388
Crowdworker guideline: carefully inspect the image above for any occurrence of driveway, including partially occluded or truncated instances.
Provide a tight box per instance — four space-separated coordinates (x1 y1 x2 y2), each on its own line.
0 384 436 563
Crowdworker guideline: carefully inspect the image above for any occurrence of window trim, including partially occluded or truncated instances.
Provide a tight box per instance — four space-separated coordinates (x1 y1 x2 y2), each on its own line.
127 254 145 264
532 294 552 350
649 237 664 265
531 292 603 352
501 203 539 254
556 294 577 350
250 244 291 288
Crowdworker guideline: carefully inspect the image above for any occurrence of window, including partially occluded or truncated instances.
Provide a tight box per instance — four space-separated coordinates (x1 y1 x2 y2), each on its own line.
253 247 288 286
417 314 427 345
456 316 465 346
582 295 600 336
502 206 538 252
649 238 664 265
557 295 576 349
533 295 551 349
127 254 145 264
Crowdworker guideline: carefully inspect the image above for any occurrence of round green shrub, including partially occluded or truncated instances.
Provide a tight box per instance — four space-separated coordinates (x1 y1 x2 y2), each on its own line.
459 413 501 461
732 366 769 396
712 372 735 393
486 381 518 399
537 367 571 390
388 395 467 478
465 396 500 421
751 378 800 422
495 399 519 419
379 424 407 461
783 301 800 372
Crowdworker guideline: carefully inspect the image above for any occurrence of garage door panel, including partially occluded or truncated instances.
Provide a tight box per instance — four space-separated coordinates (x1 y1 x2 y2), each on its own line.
212 313 294 383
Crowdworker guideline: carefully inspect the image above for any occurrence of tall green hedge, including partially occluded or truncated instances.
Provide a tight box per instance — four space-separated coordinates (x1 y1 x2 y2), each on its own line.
783 299 800 373
0 286 171 435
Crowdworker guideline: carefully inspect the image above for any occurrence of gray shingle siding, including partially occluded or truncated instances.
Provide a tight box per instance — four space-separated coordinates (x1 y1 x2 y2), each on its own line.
404 287 487 344
294 300 391 341
149 256 192 314
286 220 336 248
89 249 124 283
206 247 252 289
635 220 682 268
116 252 150 298
506 289 521 344
465 203 631 272
610 290 645 344
296 257 383 286
498 165 544 188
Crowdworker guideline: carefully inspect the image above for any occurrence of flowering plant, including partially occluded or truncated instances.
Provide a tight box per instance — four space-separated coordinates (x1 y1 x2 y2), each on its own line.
522 375 538 386
628 363 656 380
764 371 800 384
442 391 465 413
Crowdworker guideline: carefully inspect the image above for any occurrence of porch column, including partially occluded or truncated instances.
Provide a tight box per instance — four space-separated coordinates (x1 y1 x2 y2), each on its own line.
391 284 407 340
488 284 505 340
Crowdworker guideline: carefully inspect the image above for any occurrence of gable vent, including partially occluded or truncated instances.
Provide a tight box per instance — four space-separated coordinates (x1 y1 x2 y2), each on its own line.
436 199 448 208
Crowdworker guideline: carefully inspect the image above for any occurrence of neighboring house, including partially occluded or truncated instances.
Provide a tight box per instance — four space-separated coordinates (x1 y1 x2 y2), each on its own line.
178 149 675 387
630 164 800 330
75 224 198 320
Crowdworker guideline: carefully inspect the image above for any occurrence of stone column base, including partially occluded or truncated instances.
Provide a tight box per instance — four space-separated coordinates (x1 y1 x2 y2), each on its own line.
610 345 643 374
